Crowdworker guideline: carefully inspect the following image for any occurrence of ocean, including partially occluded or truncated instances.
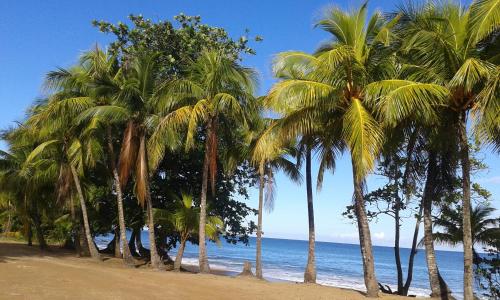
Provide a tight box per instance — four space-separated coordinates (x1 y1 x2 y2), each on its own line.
96 233 469 299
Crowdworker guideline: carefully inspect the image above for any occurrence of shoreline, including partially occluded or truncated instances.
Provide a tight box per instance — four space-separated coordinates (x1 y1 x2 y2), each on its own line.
0 241 426 300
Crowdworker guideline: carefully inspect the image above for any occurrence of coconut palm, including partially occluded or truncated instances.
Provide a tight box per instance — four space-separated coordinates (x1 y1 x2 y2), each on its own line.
0 132 51 250
77 50 189 269
427 205 500 261
378 2 500 297
154 193 223 271
26 96 103 260
47 47 136 266
166 49 257 273
265 3 443 295
271 58 344 284
249 118 302 279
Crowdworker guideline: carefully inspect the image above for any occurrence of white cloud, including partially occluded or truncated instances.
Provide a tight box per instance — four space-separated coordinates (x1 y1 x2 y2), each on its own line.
373 231 385 240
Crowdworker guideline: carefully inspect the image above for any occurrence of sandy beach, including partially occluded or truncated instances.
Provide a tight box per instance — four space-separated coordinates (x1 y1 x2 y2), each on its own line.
0 241 426 300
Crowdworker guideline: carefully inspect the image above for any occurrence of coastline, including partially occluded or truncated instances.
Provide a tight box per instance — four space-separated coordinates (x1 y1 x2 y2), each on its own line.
0 241 426 300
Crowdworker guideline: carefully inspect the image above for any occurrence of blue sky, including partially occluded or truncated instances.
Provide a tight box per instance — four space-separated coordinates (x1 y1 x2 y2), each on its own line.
1 0 498 250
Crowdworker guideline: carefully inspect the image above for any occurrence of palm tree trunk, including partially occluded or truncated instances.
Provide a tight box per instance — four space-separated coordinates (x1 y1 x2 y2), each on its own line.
32 211 47 250
27 222 32 246
174 237 187 271
69 195 82 256
106 126 134 266
351 158 378 297
256 166 264 279
459 112 474 300
304 147 316 283
70 164 101 261
30 196 47 250
422 151 452 299
198 124 212 274
145 179 163 270
113 227 122 258
394 199 403 294
403 203 423 295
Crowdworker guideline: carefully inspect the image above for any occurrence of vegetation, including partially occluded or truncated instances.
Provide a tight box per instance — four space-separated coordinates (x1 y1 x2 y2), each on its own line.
0 1 498 300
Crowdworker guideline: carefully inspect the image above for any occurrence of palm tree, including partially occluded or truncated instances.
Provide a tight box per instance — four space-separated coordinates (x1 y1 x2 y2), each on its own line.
48 47 136 266
0 132 50 250
154 193 223 271
26 98 103 260
427 205 500 262
167 49 257 273
265 3 440 295
249 118 301 279
78 50 188 269
383 2 500 297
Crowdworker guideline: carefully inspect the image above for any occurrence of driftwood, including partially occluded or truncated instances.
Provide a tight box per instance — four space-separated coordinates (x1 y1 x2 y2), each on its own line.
378 282 394 294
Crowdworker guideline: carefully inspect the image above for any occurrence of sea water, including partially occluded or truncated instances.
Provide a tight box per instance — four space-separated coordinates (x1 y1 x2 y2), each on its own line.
96 233 469 299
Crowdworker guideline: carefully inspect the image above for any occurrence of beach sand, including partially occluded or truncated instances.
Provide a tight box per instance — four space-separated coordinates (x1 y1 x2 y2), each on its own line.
0 241 425 300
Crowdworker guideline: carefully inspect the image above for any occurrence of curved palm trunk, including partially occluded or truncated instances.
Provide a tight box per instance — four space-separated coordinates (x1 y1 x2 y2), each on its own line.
304 147 316 283
70 165 100 260
198 124 213 274
422 152 452 299
106 126 134 267
402 203 423 295
394 199 403 294
459 113 474 300
351 158 378 297
69 195 82 256
256 167 264 279
174 236 187 271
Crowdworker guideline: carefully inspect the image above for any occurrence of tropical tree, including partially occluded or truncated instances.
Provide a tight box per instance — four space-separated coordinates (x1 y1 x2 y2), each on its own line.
265 3 442 295
381 2 500 298
154 193 223 271
167 49 257 273
78 50 189 269
0 130 51 250
48 47 137 266
249 118 301 279
428 205 500 262
26 96 103 260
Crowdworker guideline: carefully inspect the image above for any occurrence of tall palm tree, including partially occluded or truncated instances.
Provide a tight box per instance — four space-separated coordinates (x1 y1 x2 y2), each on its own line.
26 96 103 260
48 47 136 266
380 2 500 297
270 65 343 284
167 50 257 273
265 3 443 295
249 119 301 279
78 50 188 269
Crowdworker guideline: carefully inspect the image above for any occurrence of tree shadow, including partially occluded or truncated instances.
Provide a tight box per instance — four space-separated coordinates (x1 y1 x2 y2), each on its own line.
0 241 76 263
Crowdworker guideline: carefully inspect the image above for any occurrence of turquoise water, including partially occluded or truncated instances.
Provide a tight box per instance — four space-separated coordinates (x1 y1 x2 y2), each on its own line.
96 234 468 299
